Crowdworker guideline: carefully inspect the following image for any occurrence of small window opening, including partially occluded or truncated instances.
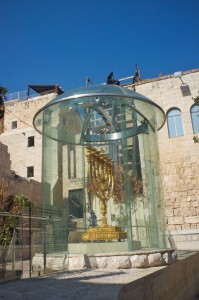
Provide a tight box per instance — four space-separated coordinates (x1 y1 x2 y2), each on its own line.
27 166 34 177
12 121 17 129
28 136 35 147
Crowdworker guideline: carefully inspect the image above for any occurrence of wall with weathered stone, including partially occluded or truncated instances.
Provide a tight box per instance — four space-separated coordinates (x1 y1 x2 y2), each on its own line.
0 141 41 206
125 69 199 248
1 70 199 250
0 93 57 181
0 104 4 134
118 251 199 300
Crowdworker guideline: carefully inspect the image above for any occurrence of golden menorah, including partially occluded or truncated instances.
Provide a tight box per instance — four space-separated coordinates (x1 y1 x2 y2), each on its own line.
82 145 127 242
86 145 114 226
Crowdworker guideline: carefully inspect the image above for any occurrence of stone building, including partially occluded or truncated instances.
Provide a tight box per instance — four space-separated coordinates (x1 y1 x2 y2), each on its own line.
0 141 41 208
125 68 199 250
0 86 64 264
0 87 62 182
0 69 199 250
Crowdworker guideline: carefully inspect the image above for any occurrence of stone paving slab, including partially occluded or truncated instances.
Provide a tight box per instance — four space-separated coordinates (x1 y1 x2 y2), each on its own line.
0 267 166 300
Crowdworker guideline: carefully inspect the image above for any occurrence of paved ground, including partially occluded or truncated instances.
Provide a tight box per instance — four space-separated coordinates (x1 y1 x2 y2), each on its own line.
1 251 198 300
0 267 165 300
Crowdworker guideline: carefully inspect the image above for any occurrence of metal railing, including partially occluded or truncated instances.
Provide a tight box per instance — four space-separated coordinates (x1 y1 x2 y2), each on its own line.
4 76 136 103
5 89 58 103
0 209 62 281
4 91 29 102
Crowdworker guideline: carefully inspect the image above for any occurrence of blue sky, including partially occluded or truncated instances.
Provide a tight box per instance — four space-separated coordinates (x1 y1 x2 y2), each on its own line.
1 0 198 94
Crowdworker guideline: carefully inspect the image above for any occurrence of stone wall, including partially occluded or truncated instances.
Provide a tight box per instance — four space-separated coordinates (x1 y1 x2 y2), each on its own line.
1 70 199 249
0 93 57 181
0 103 4 134
118 251 199 300
32 249 177 272
125 69 199 248
0 141 41 206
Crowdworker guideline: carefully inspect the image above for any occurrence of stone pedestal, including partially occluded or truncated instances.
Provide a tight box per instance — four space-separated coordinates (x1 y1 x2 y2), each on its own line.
32 249 177 271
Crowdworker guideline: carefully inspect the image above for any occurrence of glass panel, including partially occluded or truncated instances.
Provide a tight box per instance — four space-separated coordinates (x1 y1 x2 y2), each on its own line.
167 109 184 137
69 189 84 218
167 116 176 137
191 106 199 134
33 85 166 141
175 115 184 136
0 214 23 282
168 109 180 117
191 105 199 113
32 85 167 274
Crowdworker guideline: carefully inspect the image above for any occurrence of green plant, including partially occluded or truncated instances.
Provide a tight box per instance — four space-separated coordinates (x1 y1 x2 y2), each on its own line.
0 194 32 271
0 86 7 121
193 136 199 143
193 95 199 106
0 86 7 106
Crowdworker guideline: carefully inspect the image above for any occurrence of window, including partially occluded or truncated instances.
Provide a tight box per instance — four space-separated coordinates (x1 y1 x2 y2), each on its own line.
167 109 184 138
28 136 35 147
191 105 199 134
68 145 76 179
69 189 84 218
12 121 17 129
90 111 104 128
27 166 34 177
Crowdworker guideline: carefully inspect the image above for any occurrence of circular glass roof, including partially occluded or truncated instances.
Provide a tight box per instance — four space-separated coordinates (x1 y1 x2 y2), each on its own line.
33 84 165 144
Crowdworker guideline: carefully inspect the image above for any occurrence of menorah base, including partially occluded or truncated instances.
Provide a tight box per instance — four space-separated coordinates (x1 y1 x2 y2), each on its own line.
82 226 127 242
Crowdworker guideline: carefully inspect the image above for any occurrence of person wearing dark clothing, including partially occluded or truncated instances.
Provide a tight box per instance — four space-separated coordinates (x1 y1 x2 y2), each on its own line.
106 72 120 85
86 77 93 86
88 210 97 227
132 65 141 84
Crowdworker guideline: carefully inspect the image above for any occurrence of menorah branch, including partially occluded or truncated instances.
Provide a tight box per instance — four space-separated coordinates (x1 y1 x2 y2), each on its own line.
86 145 114 227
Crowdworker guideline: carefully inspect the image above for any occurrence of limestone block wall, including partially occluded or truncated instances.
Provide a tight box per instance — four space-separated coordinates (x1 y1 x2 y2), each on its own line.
1 70 199 249
0 141 41 206
0 141 41 256
118 251 199 300
0 142 12 183
126 69 199 240
0 103 4 134
0 93 57 181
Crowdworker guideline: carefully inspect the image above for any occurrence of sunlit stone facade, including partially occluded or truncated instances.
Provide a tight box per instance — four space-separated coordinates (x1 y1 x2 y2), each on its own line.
1 68 199 250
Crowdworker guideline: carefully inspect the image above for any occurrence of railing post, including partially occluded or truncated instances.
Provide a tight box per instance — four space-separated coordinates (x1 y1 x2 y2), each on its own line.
12 236 16 270
29 205 32 278
43 222 47 274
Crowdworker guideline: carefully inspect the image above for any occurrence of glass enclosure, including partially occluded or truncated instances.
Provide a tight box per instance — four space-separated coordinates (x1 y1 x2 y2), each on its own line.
0 212 24 282
33 84 166 271
0 206 50 281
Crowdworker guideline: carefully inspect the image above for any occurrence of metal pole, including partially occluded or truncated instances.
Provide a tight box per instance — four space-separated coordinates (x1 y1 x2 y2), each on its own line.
12 236 16 270
44 222 46 274
29 205 32 278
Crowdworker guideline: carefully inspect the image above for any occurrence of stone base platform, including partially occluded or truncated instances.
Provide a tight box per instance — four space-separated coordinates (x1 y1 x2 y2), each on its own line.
32 248 177 272
68 240 141 254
